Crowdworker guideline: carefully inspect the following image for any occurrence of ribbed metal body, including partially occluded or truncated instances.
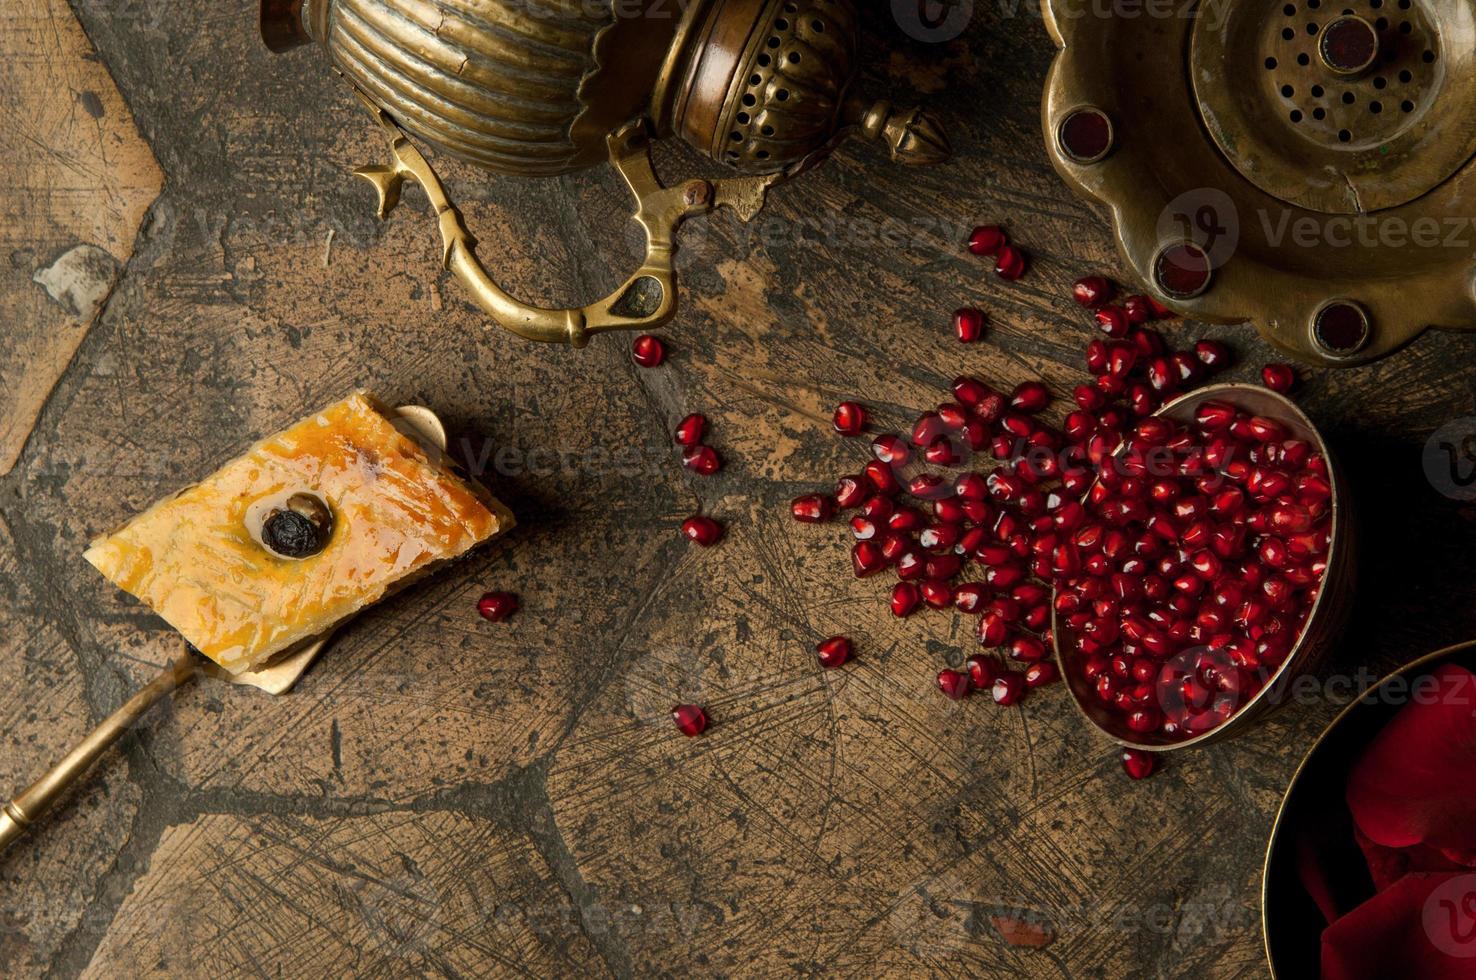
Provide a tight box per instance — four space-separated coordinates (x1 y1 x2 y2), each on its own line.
312 0 669 175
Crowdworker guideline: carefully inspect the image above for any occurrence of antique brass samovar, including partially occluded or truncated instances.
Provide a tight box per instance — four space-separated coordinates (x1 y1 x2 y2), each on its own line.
261 0 949 346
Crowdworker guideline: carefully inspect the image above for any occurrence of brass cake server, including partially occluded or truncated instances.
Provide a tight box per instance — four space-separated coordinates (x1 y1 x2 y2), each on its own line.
0 405 450 853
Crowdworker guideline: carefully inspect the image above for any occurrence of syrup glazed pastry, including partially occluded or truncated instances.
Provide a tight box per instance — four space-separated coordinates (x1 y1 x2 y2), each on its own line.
84 392 512 674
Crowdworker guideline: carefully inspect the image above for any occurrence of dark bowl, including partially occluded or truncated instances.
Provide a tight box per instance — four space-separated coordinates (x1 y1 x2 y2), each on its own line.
1261 640 1476 976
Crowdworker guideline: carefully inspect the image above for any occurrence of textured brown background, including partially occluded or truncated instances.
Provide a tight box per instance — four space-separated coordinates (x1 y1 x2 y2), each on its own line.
3 2 1476 978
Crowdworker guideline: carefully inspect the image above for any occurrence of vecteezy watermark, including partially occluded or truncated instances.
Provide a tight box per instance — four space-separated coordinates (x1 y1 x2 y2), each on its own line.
1424 418 1476 502
1424 874 1476 959
893 0 974 40
1157 188 1241 268
1159 187 1476 263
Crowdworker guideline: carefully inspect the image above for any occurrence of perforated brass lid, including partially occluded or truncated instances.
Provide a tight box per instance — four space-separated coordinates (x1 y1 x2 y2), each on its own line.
1042 0 1476 365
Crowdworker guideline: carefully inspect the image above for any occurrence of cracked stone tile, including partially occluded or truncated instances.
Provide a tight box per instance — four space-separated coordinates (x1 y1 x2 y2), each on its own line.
0 0 163 475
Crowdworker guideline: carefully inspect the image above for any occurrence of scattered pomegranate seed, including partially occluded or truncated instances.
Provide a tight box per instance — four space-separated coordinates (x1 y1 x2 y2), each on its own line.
1121 295 1154 324
952 376 991 406
891 582 922 617
1072 276 1114 308
852 541 885 577
632 334 665 367
991 672 1026 705
966 654 997 689
954 307 986 343
1120 748 1158 780
1262 363 1296 393
1193 339 1230 372
790 494 834 523
816 636 853 669
871 433 910 466
476 591 518 622
681 515 723 547
682 445 721 475
671 703 708 737
968 225 1007 256
833 401 866 436
1024 661 1059 687
995 245 1027 281
1010 381 1050 414
674 413 706 446
1094 307 1130 338
936 668 972 700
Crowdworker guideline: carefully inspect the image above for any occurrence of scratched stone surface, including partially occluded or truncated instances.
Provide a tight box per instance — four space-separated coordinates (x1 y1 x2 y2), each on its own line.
1 1 1475 977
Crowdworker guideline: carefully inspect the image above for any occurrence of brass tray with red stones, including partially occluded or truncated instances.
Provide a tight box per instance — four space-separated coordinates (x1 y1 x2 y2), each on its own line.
1041 0 1476 365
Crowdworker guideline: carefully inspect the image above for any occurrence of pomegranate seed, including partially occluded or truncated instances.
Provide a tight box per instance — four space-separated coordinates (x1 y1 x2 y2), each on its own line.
1120 748 1158 780
991 672 1026 705
1247 416 1287 442
995 245 1027 280
1072 276 1114 308
1122 295 1153 324
632 334 666 367
1195 401 1236 431
966 654 998 689
921 579 954 609
1095 306 1130 338
910 474 949 499
674 413 706 446
833 401 866 436
952 376 992 407
925 438 960 467
1193 339 1230 371
835 475 868 509
1024 661 1059 687
816 636 853 669
1010 382 1050 414
790 494 834 523
852 541 885 577
1261 363 1296 393
863 460 901 496
937 668 972 700
891 583 922 617
477 591 519 622
1008 634 1046 663
954 583 987 613
1085 339 1109 374
968 224 1006 256
682 445 721 475
1126 707 1160 733
954 307 987 343
937 402 968 430
871 433 911 465
681 515 723 547
859 494 895 522
849 516 878 541
671 703 708 736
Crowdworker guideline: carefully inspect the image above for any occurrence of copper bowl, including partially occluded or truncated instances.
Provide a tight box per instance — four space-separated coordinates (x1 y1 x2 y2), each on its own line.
1054 382 1357 751
1261 640 1476 976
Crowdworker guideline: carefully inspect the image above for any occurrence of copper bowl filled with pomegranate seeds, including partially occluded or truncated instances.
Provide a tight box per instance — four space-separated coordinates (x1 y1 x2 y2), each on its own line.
1053 383 1355 751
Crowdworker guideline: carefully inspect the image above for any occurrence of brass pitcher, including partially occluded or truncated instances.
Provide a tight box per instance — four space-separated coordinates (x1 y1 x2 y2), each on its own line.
262 0 949 346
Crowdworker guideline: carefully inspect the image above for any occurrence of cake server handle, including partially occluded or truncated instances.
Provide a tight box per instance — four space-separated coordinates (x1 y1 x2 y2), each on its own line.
0 653 196 853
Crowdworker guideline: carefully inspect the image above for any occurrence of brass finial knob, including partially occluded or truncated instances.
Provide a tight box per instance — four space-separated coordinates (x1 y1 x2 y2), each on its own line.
847 98 952 166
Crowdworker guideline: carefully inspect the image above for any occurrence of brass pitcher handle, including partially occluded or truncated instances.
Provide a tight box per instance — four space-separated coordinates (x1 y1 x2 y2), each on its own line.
0 653 196 853
353 96 780 347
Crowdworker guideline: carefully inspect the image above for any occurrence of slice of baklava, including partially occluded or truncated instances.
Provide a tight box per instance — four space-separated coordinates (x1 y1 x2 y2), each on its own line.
84 392 512 674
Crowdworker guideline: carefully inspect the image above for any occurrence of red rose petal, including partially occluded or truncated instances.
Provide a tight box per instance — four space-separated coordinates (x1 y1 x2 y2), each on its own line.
1346 664 1476 853
1355 826 1467 894
1321 872 1476 980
